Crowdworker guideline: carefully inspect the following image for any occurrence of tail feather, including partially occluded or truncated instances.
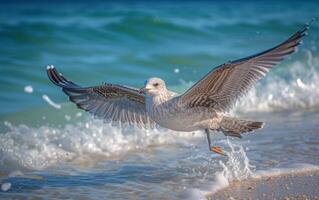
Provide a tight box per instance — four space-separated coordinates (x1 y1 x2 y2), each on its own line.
219 116 264 138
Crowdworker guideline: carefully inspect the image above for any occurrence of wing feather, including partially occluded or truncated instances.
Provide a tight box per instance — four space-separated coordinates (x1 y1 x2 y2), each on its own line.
47 66 155 128
179 25 309 112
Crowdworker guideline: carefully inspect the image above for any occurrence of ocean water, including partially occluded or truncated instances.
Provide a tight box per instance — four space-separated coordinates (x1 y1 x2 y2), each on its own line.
0 1 319 199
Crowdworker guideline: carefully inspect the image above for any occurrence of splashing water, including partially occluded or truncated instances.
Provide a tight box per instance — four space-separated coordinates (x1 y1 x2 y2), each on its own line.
0 119 202 172
208 140 253 195
23 86 33 94
189 139 254 198
219 139 253 181
42 95 62 110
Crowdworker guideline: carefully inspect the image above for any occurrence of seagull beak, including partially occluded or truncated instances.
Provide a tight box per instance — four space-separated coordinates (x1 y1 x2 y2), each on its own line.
139 87 149 94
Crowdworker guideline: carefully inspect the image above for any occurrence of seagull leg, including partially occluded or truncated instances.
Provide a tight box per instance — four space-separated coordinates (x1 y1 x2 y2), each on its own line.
205 128 212 149
205 129 226 156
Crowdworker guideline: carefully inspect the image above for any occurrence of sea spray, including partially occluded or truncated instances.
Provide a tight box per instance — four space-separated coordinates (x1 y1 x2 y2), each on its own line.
42 94 62 109
23 85 33 94
191 139 254 198
207 139 253 196
0 120 202 172
219 139 253 181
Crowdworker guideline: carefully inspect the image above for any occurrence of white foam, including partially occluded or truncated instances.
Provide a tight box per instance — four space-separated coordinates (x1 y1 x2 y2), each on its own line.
253 164 319 179
235 74 319 113
42 94 62 109
207 164 319 197
0 120 202 171
235 51 319 113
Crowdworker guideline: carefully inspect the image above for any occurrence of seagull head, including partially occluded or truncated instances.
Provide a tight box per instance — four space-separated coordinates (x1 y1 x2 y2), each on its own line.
139 77 167 96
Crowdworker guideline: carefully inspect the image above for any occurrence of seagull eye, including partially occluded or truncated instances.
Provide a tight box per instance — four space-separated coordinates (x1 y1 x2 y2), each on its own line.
153 83 159 87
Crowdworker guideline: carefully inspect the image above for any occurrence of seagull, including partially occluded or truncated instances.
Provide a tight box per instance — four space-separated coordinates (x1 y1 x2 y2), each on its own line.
47 25 308 156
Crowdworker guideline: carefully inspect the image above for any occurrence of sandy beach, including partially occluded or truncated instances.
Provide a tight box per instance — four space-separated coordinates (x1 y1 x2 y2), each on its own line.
209 170 319 200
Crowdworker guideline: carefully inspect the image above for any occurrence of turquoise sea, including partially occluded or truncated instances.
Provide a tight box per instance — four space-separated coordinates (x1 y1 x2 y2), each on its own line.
0 1 318 199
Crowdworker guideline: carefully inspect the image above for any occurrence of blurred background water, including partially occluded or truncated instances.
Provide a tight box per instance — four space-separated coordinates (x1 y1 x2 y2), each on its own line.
0 1 318 199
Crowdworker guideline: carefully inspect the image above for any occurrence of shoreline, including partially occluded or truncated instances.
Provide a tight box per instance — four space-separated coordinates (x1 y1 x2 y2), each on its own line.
209 170 319 200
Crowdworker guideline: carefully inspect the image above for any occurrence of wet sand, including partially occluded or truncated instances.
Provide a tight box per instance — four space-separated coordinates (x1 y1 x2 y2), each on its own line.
209 170 319 200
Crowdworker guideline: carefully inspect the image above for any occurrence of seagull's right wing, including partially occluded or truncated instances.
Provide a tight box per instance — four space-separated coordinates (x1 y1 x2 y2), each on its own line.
47 66 155 128
179 25 308 112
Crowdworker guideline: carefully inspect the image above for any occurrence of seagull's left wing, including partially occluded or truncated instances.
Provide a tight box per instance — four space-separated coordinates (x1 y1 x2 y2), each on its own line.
179 25 308 112
47 66 155 128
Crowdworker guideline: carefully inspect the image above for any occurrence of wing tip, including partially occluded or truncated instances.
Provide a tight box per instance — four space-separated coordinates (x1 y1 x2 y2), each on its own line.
305 17 316 29
299 18 315 37
47 65 59 86
46 64 55 70
282 20 313 56
46 65 78 88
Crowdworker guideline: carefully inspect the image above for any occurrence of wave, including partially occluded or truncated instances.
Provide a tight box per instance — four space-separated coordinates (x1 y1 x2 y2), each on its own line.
0 120 202 173
235 50 319 113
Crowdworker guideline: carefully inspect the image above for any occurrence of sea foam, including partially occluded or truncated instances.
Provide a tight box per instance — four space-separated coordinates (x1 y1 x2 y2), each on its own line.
0 120 202 172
